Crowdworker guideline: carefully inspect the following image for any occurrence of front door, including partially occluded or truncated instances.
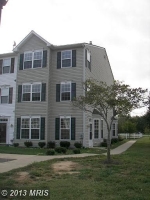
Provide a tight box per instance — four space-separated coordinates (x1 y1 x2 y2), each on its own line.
89 123 93 147
0 123 6 143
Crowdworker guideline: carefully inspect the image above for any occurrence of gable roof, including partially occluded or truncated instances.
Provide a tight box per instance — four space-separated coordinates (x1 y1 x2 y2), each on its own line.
13 30 51 52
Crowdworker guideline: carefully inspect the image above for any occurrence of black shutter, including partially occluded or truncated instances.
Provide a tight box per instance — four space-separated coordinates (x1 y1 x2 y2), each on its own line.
89 55 91 71
17 118 21 139
57 52 61 69
9 87 13 104
72 50 76 67
18 85 22 102
85 49 87 67
42 50 47 68
55 118 60 140
71 83 76 100
10 58 15 73
0 59 3 74
71 118 76 140
56 84 60 102
19 54 24 70
40 117 45 140
41 83 46 101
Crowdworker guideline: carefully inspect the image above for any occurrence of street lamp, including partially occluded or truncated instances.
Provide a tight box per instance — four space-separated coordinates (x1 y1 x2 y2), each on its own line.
0 0 8 24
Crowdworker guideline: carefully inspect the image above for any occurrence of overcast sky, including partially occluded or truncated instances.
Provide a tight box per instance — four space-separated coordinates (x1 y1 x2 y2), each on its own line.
0 0 149 116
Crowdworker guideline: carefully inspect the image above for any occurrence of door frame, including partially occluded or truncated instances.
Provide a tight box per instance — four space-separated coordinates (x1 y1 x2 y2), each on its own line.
89 123 93 147
0 123 7 143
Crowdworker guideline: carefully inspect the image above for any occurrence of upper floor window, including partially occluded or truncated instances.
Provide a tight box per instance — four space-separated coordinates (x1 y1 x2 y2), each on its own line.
0 87 13 104
60 117 71 140
19 50 47 70
57 50 76 69
61 82 71 101
0 58 15 75
85 49 91 71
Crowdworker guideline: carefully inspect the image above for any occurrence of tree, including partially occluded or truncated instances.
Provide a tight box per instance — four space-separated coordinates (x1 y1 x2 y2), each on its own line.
73 79 148 163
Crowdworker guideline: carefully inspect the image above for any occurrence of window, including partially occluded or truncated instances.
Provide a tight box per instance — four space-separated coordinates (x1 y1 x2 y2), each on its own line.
61 82 71 101
61 50 72 67
112 123 116 136
24 50 43 69
85 49 91 70
94 119 99 139
21 117 40 139
22 83 41 102
3 58 11 74
101 120 103 138
60 117 71 140
1 88 9 104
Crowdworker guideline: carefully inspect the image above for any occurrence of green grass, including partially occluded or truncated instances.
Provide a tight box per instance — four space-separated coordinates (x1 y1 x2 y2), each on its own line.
0 137 150 200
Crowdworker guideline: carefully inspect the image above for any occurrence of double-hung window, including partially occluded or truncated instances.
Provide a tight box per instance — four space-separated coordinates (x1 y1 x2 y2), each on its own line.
94 119 99 139
60 117 71 140
61 50 72 67
22 83 41 102
1 88 9 104
61 82 71 101
85 49 91 70
24 50 43 69
3 58 11 74
112 123 116 136
21 117 40 139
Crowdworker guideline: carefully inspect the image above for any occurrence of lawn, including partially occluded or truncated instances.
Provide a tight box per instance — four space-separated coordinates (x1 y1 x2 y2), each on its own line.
0 137 150 200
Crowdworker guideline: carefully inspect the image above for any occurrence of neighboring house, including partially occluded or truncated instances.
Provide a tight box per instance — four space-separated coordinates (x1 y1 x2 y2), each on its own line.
0 52 17 144
12 31 117 147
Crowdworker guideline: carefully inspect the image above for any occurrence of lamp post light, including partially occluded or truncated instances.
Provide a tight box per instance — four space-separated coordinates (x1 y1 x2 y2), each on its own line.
0 0 8 24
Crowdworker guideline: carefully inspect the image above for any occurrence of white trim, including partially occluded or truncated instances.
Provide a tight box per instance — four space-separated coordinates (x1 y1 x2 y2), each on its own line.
61 50 72 68
60 116 71 140
60 81 71 102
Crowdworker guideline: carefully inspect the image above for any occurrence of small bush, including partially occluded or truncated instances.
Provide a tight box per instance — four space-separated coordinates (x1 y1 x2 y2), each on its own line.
100 142 107 147
46 149 55 155
38 142 46 148
118 135 124 141
24 141 33 148
55 147 67 154
74 142 82 149
111 138 118 144
13 143 19 147
47 141 55 149
73 149 81 154
60 141 70 149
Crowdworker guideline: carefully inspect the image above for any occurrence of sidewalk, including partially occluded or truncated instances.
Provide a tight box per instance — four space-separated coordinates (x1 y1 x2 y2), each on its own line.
0 140 136 173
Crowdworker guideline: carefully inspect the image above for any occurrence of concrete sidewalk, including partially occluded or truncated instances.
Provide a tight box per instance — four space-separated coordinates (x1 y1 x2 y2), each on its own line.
0 140 136 173
103 140 136 155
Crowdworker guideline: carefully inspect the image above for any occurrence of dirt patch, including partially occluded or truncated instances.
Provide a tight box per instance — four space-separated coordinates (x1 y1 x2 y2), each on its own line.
16 172 30 182
52 161 80 174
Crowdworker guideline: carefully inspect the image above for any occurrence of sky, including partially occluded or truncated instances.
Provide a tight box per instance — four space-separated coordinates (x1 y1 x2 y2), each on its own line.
0 0 150 116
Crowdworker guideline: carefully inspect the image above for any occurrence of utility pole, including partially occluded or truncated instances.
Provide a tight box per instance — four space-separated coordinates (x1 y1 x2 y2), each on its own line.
0 0 8 24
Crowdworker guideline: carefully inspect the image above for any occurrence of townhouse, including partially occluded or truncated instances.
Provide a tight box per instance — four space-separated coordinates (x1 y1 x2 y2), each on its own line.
0 31 118 147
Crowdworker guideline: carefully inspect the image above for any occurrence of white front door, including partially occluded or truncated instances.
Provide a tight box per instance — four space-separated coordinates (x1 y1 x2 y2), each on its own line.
89 123 93 147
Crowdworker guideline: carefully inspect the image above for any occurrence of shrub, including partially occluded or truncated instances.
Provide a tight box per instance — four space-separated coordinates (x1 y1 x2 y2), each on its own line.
111 138 118 144
55 147 67 154
73 149 81 154
47 141 55 149
74 142 82 149
46 149 55 155
60 141 70 149
38 142 46 148
24 141 33 148
100 142 107 147
13 143 19 147
118 135 124 141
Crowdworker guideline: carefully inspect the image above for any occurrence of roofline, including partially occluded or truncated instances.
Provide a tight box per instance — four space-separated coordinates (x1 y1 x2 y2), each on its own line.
13 30 51 52
0 52 16 57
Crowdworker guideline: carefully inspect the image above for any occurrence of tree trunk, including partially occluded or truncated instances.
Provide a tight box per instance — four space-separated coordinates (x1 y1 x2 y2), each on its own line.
107 130 111 163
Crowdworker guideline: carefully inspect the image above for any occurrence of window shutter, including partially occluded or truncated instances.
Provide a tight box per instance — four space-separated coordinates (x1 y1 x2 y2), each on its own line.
42 50 47 68
85 49 87 67
72 50 76 67
57 52 61 69
89 55 91 71
17 118 21 139
0 88 1 97
9 87 13 104
40 117 45 140
19 54 24 70
71 83 76 100
18 85 22 102
55 118 60 140
0 60 3 74
56 84 60 102
10 58 15 73
41 83 46 101
71 118 76 140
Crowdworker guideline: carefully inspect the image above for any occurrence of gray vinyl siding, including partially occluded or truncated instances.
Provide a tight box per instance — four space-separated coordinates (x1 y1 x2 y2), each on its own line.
14 35 50 145
47 47 84 145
